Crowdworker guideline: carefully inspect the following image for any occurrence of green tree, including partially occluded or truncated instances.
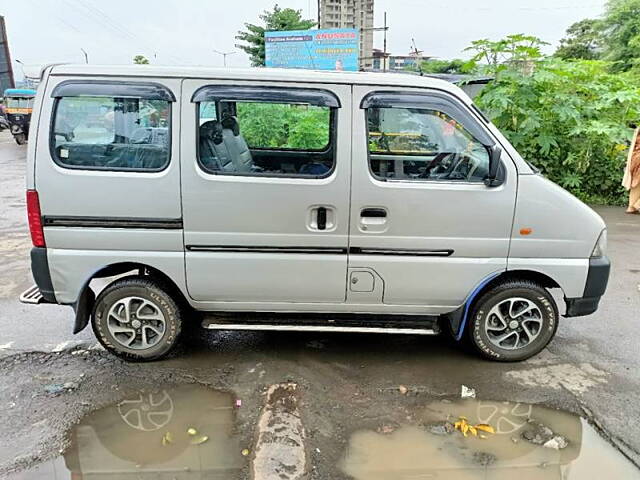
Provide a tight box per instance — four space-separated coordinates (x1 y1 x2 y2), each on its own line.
601 0 640 71
235 4 316 67
133 55 149 65
475 57 640 204
464 34 549 76
555 19 604 60
417 58 474 74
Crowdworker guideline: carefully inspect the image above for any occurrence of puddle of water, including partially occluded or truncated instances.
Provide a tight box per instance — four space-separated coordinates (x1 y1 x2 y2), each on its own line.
9 384 244 479
340 399 640 480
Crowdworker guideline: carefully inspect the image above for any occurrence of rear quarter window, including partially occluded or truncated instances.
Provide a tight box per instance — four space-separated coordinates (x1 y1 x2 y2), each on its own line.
51 95 171 171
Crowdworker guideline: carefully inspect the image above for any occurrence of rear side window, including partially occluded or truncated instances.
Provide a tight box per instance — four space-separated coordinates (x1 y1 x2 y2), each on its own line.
51 96 171 171
195 86 338 178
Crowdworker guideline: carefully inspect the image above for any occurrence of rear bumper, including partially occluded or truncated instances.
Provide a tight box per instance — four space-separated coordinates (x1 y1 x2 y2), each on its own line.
564 256 610 317
30 247 57 303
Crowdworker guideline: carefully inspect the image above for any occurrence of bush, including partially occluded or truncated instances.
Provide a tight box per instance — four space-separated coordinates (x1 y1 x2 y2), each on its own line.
475 58 640 204
237 103 330 150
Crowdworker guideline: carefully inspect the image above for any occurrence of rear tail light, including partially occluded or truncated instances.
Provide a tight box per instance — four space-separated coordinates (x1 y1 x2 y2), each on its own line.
26 189 46 247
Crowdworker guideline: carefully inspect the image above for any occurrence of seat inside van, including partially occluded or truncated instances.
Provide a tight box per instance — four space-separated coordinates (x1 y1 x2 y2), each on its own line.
55 142 167 170
199 115 255 173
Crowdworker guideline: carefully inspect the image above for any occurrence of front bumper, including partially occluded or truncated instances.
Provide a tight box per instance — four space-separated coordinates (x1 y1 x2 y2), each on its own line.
565 256 610 317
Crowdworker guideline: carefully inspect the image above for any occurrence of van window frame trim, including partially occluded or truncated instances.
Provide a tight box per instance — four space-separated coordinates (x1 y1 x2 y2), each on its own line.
48 94 173 173
191 84 341 108
51 80 176 102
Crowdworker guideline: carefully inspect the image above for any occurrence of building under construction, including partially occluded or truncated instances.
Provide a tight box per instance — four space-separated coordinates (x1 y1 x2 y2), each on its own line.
319 0 374 70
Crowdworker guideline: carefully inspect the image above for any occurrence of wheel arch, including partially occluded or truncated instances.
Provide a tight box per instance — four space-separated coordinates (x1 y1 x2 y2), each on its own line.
445 269 561 341
73 261 190 335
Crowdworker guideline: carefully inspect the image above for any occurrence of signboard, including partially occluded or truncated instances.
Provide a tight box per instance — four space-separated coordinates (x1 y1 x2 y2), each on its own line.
265 28 359 71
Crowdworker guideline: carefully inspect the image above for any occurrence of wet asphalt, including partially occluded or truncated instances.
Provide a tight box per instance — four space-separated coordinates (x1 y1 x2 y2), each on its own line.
0 131 639 477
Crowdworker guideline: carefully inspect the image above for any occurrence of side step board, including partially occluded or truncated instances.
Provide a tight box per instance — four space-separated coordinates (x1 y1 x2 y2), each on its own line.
202 312 440 335
19 285 44 304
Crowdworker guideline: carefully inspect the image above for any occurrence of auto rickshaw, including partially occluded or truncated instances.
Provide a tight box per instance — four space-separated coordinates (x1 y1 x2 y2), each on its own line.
3 88 36 144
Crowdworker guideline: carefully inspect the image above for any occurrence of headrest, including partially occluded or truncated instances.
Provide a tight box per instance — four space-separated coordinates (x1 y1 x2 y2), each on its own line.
200 120 223 145
221 114 240 136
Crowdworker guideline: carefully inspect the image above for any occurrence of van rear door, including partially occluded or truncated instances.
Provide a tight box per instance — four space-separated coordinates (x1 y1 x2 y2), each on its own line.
180 80 351 306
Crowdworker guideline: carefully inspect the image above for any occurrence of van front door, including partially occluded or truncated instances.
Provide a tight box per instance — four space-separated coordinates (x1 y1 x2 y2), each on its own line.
181 81 351 307
349 87 517 314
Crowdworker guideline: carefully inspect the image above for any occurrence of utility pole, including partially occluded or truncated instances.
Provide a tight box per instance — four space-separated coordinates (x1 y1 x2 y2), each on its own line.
212 49 236 67
80 48 88 64
360 11 389 72
383 12 387 72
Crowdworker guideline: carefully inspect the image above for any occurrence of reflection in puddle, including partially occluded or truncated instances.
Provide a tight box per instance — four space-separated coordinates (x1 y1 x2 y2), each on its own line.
341 399 640 480
11 385 243 479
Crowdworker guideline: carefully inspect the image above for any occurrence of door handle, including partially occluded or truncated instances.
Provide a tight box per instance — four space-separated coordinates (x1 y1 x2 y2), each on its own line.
317 207 327 230
361 208 387 218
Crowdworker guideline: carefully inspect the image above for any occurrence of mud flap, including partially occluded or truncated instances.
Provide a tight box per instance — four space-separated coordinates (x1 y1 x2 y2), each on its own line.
73 286 95 334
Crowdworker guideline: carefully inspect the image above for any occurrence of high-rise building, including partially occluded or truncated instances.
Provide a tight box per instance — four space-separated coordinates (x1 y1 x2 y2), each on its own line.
319 0 374 70
0 16 15 92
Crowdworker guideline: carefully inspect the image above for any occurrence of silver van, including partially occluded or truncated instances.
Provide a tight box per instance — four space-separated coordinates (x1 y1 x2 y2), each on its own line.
21 65 610 362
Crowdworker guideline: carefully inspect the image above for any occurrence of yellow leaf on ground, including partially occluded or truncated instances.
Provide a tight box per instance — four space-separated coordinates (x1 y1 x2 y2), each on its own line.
190 435 209 445
475 424 496 434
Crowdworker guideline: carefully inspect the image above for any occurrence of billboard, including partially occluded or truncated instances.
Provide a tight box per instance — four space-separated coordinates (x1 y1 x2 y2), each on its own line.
265 28 359 71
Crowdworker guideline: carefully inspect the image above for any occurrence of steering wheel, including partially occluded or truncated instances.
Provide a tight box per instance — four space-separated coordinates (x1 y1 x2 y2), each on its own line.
422 151 454 178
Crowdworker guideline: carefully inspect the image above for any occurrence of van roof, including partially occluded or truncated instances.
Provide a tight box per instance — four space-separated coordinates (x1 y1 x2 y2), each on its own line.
48 64 469 100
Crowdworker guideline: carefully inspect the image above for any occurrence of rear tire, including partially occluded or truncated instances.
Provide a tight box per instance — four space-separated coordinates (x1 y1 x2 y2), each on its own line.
92 277 183 362
14 133 26 145
467 280 558 362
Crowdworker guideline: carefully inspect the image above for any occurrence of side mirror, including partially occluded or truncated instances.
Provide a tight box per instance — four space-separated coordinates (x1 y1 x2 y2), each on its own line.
484 145 503 187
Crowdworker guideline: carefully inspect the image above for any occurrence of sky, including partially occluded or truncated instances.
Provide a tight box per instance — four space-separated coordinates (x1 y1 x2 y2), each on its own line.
3 0 607 79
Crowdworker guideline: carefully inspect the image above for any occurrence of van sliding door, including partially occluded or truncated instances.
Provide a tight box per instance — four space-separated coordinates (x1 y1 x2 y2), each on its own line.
180 80 352 307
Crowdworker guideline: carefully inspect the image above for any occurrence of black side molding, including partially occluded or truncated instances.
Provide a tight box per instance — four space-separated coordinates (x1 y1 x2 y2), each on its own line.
186 245 453 257
350 247 454 257
30 248 56 303
187 245 347 254
43 216 183 229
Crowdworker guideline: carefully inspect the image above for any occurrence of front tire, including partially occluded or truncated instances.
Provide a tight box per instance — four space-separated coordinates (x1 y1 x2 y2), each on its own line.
467 280 558 362
92 277 183 362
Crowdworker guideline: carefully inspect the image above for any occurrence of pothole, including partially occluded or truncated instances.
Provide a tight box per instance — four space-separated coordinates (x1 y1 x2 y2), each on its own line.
340 398 639 479
7 392 639 479
7 384 245 478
